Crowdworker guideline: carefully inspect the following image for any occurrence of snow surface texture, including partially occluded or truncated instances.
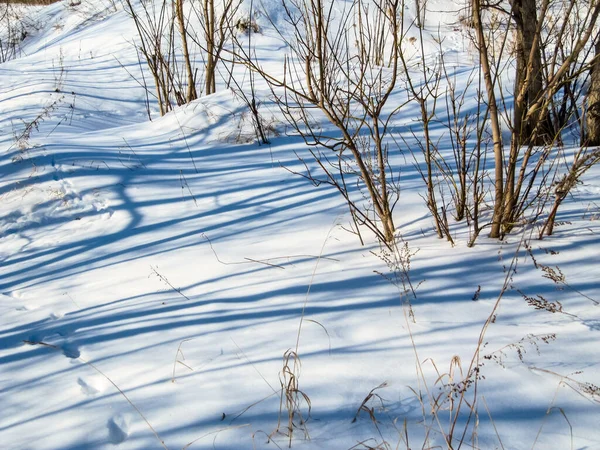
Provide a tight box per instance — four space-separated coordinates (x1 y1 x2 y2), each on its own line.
1 0 599 449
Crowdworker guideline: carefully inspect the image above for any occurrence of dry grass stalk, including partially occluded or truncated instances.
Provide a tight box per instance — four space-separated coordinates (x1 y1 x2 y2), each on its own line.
273 349 311 448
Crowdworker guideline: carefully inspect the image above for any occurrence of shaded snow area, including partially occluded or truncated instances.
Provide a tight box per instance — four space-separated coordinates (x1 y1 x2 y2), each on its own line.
1 0 599 449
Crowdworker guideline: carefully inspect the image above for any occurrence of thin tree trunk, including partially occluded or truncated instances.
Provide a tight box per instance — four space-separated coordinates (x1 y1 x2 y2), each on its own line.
512 0 548 146
504 0 550 229
587 39 600 145
473 0 504 238
415 0 422 29
204 0 216 95
176 0 197 102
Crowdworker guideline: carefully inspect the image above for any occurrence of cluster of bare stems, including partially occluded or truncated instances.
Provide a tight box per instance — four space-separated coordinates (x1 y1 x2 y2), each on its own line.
0 1 32 63
469 0 600 240
231 0 599 247
393 0 600 246
124 0 600 248
124 0 241 116
385 0 600 246
233 0 407 245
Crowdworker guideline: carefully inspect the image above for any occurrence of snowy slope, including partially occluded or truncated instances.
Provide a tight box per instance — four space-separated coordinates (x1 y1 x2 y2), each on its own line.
1 1 599 449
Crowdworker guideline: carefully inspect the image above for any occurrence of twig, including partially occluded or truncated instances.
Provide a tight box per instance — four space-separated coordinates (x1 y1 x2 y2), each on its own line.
149 265 191 301
179 170 198 207
481 395 505 450
182 424 250 450
202 232 339 269
231 338 278 394
243 257 285 269
172 338 194 382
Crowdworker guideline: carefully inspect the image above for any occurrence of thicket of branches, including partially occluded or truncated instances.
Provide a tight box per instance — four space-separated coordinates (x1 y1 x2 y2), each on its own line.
467 0 600 240
124 0 600 246
0 1 37 63
232 0 406 244
123 0 241 115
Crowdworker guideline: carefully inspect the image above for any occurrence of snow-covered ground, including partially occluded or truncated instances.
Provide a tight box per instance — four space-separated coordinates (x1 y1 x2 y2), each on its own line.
1 1 599 449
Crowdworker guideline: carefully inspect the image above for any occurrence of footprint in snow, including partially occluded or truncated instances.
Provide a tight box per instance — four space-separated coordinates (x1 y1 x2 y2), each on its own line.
61 342 81 359
25 333 80 358
107 414 130 444
77 377 105 396
15 305 35 311
12 294 39 311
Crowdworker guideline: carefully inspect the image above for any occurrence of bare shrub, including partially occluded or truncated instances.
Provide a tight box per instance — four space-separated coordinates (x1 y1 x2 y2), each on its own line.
235 0 408 245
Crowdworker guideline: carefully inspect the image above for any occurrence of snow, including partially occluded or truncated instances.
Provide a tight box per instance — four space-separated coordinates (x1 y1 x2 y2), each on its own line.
1 0 599 449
